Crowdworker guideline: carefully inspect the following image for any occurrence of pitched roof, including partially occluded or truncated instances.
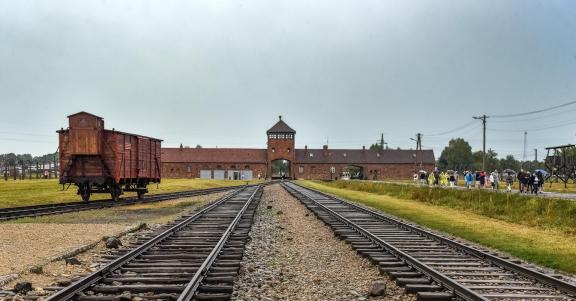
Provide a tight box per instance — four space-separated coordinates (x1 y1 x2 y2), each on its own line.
67 111 103 119
267 116 296 134
162 148 267 164
295 148 435 164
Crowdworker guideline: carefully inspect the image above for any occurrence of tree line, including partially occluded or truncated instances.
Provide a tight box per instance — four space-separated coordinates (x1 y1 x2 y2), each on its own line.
0 152 58 166
437 138 544 172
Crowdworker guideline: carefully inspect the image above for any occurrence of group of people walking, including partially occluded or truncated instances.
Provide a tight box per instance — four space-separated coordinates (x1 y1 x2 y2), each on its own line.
516 169 545 195
463 170 503 191
415 168 545 195
416 168 458 187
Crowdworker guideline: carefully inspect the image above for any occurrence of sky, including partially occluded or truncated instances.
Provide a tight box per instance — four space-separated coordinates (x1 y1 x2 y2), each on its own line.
0 0 575 160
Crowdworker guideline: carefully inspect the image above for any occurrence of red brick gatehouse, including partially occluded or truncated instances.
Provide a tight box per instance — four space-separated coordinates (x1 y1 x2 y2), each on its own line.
161 117 435 180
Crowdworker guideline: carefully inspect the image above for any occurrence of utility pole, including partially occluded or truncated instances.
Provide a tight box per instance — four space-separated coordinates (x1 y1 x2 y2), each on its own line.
377 133 387 150
416 133 422 169
473 114 488 170
523 131 527 161
534 148 538 162
410 133 423 170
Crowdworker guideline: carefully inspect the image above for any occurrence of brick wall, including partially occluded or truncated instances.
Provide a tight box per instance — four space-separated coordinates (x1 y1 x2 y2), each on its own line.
292 163 436 180
267 137 295 178
162 162 267 179
162 161 435 180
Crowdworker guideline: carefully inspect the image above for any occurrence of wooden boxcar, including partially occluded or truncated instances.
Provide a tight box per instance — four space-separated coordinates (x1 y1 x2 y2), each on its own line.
58 112 162 201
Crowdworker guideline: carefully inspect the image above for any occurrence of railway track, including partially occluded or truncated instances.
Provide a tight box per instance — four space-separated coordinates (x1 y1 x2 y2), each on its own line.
282 182 576 301
43 184 262 301
0 186 246 221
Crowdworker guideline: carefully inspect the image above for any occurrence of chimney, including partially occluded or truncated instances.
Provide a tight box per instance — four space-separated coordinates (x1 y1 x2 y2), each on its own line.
323 145 328 150
304 145 308 152
323 145 328 157
362 146 366 151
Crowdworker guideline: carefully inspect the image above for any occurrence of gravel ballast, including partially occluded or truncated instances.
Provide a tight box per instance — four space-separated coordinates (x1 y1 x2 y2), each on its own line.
233 184 413 301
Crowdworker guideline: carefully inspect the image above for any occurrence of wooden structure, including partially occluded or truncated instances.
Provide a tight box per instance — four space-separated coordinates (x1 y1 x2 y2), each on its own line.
544 144 576 187
58 112 162 201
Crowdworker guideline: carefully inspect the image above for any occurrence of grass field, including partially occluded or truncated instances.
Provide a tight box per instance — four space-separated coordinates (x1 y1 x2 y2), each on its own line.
298 180 576 274
0 178 262 208
315 180 576 234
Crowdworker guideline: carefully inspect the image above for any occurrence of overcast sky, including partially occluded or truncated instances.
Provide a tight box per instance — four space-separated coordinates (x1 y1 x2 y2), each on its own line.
1 0 575 159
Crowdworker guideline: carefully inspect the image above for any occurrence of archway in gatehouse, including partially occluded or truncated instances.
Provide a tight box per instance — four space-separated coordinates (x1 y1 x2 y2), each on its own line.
271 159 291 179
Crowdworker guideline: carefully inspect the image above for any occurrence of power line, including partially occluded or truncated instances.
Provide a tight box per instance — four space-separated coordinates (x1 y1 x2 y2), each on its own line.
488 119 576 132
490 107 576 124
424 120 477 137
490 100 576 118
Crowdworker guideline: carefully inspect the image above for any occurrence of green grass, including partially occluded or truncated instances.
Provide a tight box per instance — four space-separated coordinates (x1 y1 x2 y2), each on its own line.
311 180 576 234
298 180 576 274
0 178 262 208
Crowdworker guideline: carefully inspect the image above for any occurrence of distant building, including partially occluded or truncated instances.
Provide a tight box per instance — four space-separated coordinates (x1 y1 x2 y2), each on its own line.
161 116 435 180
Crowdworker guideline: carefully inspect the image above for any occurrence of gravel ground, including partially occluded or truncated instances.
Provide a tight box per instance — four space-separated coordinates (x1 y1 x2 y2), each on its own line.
233 184 413 301
0 223 127 276
0 192 225 298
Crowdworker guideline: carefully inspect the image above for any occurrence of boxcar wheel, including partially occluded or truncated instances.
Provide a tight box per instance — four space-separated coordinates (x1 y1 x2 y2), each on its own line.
137 190 145 199
81 191 90 202
110 186 122 201
79 183 90 202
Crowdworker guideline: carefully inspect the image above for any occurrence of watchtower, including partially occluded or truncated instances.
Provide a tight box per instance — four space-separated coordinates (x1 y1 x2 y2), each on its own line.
266 116 295 179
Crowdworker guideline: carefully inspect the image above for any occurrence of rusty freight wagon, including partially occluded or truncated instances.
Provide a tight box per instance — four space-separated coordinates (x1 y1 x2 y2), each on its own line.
58 112 162 201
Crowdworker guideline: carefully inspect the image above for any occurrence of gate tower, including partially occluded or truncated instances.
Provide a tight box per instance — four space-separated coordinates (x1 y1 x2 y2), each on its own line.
266 116 295 179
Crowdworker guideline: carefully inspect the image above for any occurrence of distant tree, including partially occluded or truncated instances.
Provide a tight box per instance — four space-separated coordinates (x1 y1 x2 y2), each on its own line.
195 144 202 148
369 143 382 151
1 152 59 164
485 149 499 172
17 154 33 162
438 138 473 171
499 155 519 171
472 149 499 171
520 160 545 172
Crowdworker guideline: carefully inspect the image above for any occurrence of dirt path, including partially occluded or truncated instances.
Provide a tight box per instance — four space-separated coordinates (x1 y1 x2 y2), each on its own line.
233 184 412 301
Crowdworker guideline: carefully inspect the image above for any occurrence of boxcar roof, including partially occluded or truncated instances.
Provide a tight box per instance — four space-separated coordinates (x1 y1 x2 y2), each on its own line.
56 128 163 141
67 111 104 119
